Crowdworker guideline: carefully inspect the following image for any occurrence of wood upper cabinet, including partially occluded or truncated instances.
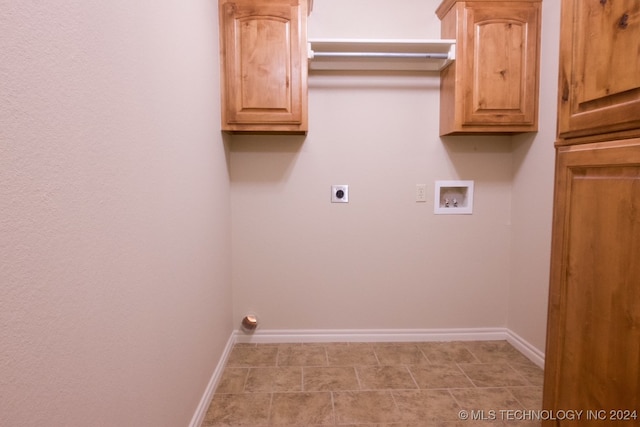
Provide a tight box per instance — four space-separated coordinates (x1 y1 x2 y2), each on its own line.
219 0 308 133
557 0 640 142
436 0 541 136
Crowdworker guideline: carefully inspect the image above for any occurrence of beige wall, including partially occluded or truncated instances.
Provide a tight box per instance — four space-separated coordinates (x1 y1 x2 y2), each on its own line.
230 0 544 333
0 1 232 425
508 0 560 352
1 0 560 423
231 0 559 353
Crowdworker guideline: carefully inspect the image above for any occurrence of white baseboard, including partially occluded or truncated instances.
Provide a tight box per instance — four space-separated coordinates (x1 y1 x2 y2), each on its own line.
234 327 507 344
234 327 545 368
189 333 236 427
505 329 545 368
191 327 545 425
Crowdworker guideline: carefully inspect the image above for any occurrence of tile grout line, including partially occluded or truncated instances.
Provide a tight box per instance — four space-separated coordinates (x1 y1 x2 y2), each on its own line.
405 364 420 390
388 388 404 425
329 391 337 426
353 365 363 391
372 344 382 366
242 367 250 393
203 340 543 426
506 360 536 387
456 361 480 388
266 392 274 426
504 386 527 410
461 342 483 364
323 344 329 367
446 387 465 420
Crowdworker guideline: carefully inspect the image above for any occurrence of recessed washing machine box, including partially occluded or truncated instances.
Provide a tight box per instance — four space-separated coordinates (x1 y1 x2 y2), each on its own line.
434 180 474 214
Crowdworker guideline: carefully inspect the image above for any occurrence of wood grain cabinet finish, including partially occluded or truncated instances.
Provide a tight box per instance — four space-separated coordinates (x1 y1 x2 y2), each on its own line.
543 139 640 426
544 1 640 424
436 0 541 136
219 0 308 133
557 0 640 143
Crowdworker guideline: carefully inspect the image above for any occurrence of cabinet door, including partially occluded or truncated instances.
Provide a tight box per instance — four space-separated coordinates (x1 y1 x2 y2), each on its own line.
462 3 540 128
219 0 307 133
558 0 640 141
543 139 640 426
438 0 541 135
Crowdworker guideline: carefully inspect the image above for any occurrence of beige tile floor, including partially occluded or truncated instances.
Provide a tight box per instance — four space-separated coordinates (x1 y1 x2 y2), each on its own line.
201 340 543 427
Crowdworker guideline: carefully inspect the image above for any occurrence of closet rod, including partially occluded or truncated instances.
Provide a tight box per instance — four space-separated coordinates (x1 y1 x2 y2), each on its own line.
311 52 450 59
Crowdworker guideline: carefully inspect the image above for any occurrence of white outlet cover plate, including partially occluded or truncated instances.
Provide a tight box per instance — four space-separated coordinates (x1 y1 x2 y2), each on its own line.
416 184 427 202
331 185 349 203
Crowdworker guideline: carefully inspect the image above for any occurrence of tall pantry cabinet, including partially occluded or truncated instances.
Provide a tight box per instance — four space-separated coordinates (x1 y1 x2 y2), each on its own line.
543 0 640 425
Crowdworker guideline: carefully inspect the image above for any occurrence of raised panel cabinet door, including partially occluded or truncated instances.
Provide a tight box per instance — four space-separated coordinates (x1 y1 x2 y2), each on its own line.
437 0 541 135
219 0 308 133
558 0 640 141
543 139 640 426
463 3 540 127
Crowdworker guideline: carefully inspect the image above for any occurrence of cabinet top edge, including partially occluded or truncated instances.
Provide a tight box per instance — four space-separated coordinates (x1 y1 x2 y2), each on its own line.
436 0 541 20
220 0 312 11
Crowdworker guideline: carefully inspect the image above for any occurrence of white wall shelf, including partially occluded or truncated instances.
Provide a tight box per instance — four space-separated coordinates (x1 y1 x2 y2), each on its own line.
308 38 456 72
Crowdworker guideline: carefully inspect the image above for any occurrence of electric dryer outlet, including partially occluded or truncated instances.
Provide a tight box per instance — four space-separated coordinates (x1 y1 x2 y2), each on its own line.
331 185 349 203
